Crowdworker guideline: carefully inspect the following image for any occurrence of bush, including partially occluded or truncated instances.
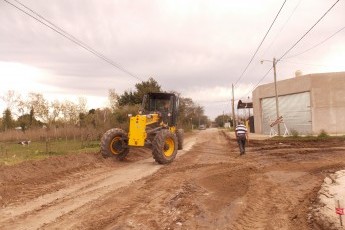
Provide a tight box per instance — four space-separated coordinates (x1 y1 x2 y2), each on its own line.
290 129 299 138
318 129 329 138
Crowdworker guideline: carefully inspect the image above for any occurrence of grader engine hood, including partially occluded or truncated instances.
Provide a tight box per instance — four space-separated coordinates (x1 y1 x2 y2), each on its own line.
128 114 159 146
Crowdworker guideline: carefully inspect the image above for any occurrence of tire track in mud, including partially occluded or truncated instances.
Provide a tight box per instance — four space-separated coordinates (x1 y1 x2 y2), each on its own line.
0 136 197 230
95 129 236 230
2 129 345 229
228 176 289 230
227 139 344 230
220 131 345 230
0 160 162 230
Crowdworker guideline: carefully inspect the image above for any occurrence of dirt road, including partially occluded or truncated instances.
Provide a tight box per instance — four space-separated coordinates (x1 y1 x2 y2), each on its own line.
1 128 345 229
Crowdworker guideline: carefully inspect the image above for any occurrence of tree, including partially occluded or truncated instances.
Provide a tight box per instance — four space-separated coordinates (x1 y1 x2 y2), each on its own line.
79 112 87 127
215 114 232 127
178 98 194 119
177 97 208 130
91 108 115 129
27 93 49 123
77 97 87 115
117 91 136 106
113 105 140 130
118 77 161 106
194 105 204 125
60 100 78 125
0 90 21 115
134 77 161 102
85 109 97 128
29 108 35 127
50 100 62 124
108 89 119 112
2 108 14 131
15 94 59 128
17 113 41 131
76 97 88 127
17 114 30 131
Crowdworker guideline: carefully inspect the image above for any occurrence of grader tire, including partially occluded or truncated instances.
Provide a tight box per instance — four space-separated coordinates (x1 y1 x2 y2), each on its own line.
152 129 178 164
176 129 184 150
100 128 129 161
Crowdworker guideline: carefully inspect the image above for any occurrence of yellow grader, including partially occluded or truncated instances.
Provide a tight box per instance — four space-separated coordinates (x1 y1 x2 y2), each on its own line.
100 92 184 164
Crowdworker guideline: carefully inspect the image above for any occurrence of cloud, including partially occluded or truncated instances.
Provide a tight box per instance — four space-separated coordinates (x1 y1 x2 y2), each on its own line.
0 0 344 119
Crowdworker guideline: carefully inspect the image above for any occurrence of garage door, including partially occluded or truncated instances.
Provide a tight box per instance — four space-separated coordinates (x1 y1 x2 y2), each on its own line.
261 92 312 134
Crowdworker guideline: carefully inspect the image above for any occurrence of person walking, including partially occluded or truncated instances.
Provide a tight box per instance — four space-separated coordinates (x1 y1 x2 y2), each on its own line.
235 120 249 155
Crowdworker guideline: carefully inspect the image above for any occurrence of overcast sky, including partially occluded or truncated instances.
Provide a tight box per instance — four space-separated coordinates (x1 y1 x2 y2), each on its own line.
1 0 344 119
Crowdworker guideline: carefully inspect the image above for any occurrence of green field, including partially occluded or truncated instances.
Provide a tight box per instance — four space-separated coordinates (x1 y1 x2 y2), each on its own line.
0 140 100 165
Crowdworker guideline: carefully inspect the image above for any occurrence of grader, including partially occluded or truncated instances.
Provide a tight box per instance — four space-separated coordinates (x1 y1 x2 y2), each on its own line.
100 92 184 164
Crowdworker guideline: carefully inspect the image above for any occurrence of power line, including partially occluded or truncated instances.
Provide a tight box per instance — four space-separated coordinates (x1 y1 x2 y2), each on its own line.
278 0 341 61
239 0 342 100
235 0 340 101
208 100 231 104
279 60 345 68
11 0 97 55
234 0 287 87
260 0 303 58
237 67 273 100
236 0 300 96
234 1 341 102
285 25 345 59
3 0 143 82
240 55 344 101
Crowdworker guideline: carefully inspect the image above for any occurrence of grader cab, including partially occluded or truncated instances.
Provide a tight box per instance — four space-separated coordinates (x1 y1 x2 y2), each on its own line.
100 92 184 164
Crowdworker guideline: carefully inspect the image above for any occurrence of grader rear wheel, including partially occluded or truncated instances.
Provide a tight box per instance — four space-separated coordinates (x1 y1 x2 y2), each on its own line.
100 128 129 160
152 129 178 164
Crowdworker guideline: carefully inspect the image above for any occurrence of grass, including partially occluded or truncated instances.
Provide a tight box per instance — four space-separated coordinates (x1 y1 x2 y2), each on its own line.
270 129 345 142
271 135 345 142
0 139 100 165
317 129 330 138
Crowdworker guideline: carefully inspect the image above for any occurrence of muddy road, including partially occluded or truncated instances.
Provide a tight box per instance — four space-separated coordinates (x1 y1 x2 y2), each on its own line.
1 128 345 229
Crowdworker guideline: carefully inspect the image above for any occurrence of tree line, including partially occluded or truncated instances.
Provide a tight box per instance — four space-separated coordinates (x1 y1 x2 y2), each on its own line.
0 78 209 134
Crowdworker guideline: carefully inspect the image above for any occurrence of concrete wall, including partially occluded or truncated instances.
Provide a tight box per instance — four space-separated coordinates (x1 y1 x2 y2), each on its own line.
310 72 345 134
253 72 345 134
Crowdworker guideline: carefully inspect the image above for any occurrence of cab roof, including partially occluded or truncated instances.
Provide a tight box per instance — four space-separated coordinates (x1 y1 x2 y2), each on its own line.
147 92 177 100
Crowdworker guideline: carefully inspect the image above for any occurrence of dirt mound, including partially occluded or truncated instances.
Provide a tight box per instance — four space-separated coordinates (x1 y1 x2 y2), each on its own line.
2 129 345 229
0 148 151 207
312 170 345 230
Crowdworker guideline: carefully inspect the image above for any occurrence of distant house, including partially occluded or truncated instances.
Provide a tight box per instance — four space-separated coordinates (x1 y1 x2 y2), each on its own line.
237 99 254 132
237 100 253 109
224 122 231 128
252 72 345 135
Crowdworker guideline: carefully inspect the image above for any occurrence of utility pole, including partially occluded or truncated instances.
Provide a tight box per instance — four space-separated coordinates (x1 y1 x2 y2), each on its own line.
273 57 281 136
231 84 236 127
248 96 251 119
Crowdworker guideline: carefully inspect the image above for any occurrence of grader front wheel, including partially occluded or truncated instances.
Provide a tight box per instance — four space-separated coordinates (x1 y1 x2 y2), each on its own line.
100 128 129 160
152 129 178 164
